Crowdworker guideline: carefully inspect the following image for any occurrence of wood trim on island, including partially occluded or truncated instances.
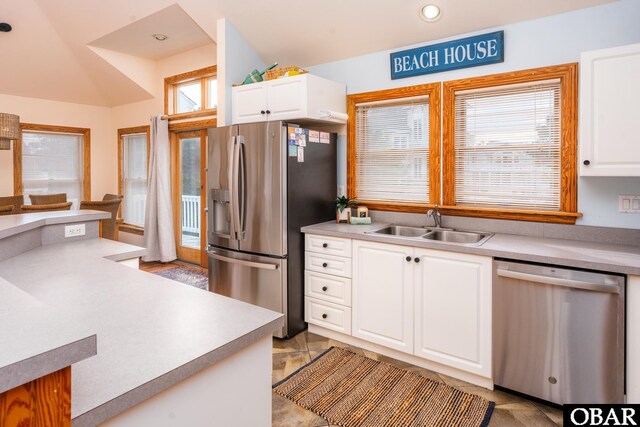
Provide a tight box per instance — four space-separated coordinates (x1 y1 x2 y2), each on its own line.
0 366 71 426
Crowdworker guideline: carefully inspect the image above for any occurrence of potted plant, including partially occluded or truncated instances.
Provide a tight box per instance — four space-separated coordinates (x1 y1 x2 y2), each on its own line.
335 196 356 223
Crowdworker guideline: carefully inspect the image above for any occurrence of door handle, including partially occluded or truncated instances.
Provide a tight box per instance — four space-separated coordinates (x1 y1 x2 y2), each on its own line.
236 135 247 237
208 251 279 270
230 137 242 240
496 268 620 293
227 135 237 240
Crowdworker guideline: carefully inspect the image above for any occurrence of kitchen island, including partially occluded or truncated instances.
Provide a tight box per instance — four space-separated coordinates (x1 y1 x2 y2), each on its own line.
0 211 283 426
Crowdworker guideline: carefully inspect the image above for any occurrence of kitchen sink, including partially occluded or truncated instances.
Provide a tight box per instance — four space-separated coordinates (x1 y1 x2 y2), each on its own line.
366 225 493 246
367 225 429 238
422 230 492 245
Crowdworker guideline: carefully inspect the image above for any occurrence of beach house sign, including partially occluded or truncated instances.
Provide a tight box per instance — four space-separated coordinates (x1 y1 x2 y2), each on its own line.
390 31 504 79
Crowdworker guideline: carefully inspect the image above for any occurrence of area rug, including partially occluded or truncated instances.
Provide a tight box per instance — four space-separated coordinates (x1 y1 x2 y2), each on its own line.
273 347 494 427
153 266 208 290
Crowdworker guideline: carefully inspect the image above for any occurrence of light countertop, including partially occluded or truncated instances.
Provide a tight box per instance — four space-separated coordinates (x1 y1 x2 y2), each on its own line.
0 213 284 426
302 221 640 276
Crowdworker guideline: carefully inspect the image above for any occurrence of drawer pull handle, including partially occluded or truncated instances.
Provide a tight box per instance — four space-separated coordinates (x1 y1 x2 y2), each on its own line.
414 257 420 263
322 262 328 268
322 313 328 319
406 256 411 262
322 243 328 248
322 286 328 291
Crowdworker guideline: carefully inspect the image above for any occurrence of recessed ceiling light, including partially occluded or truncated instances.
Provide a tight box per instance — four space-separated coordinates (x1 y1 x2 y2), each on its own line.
152 34 168 41
420 4 441 22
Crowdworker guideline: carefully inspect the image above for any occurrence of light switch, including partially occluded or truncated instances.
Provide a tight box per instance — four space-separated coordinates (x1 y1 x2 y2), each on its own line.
619 195 640 213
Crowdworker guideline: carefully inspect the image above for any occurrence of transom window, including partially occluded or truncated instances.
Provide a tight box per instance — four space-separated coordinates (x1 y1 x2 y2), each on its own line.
165 66 217 118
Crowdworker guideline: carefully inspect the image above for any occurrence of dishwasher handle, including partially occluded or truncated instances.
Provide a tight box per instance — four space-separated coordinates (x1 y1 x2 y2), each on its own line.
496 268 620 294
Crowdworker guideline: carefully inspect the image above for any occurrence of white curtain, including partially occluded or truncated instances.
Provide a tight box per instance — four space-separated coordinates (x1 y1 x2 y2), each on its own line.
143 115 176 262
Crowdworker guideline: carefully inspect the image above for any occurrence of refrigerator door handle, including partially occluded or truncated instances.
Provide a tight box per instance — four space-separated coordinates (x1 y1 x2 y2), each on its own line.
208 251 280 270
237 135 247 237
228 136 240 240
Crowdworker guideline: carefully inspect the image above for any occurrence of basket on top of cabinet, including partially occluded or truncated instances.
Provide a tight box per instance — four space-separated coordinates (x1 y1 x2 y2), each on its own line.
304 234 352 334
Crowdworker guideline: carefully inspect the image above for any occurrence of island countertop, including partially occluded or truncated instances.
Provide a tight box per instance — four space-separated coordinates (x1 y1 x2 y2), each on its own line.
0 213 284 426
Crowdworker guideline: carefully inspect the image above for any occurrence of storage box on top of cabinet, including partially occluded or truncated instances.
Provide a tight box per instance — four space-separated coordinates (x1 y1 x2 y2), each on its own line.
232 74 346 125
580 42 640 176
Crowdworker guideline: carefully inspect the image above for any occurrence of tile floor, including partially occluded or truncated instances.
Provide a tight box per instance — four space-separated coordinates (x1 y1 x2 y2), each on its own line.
272 331 563 427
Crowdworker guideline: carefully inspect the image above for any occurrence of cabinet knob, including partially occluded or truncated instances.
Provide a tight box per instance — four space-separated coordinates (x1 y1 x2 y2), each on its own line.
260 110 266 114
322 286 328 291
322 313 328 319
406 256 412 262
414 257 420 263
322 262 328 268
266 110 271 114
322 243 328 248
583 160 590 166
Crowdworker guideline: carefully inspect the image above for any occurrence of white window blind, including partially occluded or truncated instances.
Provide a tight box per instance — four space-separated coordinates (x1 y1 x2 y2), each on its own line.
355 96 430 203
22 131 84 209
122 133 147 227
454 80 561 210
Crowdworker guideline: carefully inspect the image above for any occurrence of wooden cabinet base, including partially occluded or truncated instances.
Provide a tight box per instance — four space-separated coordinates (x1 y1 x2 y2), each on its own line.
0 367 71 427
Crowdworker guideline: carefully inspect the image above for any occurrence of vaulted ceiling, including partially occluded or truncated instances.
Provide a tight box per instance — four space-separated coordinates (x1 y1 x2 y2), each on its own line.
0 0 617 107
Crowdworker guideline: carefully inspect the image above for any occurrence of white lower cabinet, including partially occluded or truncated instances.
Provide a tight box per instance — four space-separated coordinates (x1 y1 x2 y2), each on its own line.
352 240 414 353
414 249 492 378
628 275 640 403
306 235 493 384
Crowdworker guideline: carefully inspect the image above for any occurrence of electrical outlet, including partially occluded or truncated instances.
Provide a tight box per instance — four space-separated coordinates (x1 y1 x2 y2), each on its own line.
618 195 640 213
64 224 86 238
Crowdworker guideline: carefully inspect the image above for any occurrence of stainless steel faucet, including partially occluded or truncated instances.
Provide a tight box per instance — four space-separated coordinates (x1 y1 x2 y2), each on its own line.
427 205 441 228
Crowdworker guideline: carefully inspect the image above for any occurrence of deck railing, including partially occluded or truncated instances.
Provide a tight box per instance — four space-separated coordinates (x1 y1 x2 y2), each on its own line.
181 195 200 234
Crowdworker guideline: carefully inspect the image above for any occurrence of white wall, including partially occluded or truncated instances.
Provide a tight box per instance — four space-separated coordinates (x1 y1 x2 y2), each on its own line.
216 18 266 126
307 0 640 229
0 94 113 199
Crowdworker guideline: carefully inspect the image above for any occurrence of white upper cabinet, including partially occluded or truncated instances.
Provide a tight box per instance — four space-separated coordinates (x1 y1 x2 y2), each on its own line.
231 74 346 125
580 43 640 176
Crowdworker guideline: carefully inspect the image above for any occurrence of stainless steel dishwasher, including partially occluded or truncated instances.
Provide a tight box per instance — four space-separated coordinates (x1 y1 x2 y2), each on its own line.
493 259 625 405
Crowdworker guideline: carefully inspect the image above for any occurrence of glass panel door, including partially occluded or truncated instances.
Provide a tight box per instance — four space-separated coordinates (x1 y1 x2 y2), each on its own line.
172 129 207 266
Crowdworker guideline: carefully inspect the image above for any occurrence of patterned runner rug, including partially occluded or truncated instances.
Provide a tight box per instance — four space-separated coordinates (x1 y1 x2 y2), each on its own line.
273 346 494 427
153 266 208 290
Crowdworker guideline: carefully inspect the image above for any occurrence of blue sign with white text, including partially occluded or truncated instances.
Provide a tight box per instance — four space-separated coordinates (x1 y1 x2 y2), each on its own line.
390 31 504 79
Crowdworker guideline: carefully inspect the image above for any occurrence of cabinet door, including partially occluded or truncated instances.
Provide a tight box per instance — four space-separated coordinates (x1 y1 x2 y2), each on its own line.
352 240 413 353
414 249 492 378
628 275 640 403
580 43 640 176
232 83 268 124
266 76 307 121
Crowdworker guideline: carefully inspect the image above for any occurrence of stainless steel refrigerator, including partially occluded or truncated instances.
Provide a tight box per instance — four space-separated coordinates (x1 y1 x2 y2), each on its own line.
206 121 336 338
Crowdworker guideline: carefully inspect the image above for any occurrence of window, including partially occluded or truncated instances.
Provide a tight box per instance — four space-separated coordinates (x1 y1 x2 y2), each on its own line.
164 66 217 118
442 63 579 223
347 84 441 212
14 124 90 208
118 126 149 230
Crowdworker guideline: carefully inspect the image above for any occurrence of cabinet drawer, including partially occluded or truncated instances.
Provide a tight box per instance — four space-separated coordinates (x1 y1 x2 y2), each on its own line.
305 252 352 278
305 234 352 258
305 297 351 334
305 270 351 306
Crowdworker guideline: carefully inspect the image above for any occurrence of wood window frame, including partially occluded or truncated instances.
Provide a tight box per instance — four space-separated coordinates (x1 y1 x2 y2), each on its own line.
117 125 150 235
164 66 217 120
14 123 91 200
347 83 441 213
442 63 580 224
